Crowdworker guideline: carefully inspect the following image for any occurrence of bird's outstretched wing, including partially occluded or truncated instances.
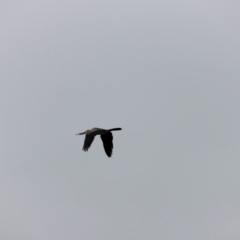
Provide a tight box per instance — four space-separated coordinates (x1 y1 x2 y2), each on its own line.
101 132 113 157
83 134 95 151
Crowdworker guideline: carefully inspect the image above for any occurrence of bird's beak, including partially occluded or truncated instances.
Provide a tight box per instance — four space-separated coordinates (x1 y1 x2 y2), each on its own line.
76 132 84 135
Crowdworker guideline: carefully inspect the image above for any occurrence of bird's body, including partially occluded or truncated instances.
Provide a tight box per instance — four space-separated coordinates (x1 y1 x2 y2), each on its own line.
76 127 122 157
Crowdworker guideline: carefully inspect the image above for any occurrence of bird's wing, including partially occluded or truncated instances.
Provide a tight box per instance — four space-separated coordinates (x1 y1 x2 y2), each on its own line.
83 134 95 151
100 132 113 157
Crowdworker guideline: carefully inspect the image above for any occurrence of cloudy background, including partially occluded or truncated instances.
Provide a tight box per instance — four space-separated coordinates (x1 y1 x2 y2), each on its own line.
1 1 240 239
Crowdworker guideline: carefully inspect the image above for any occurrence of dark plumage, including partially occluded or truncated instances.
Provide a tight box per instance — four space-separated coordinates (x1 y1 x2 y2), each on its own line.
76 127 122 157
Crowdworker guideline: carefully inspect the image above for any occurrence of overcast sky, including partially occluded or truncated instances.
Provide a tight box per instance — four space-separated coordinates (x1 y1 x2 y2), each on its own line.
1 1 240 239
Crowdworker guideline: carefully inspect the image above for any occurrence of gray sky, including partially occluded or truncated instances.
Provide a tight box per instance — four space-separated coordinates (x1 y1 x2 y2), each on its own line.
1 1 240 239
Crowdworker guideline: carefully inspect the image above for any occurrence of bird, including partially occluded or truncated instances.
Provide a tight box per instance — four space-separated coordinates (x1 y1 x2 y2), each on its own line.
76 127 122 157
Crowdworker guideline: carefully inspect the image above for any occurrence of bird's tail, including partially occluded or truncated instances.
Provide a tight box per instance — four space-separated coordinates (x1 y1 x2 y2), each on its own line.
109 128 122 131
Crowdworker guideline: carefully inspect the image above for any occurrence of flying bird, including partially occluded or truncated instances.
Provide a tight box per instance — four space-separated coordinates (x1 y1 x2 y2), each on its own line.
76 127 122 157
